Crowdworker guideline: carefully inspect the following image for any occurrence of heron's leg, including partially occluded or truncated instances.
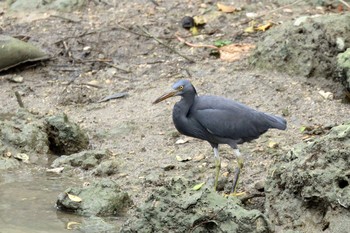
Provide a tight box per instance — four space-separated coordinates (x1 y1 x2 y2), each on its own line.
213 147 221 191
231 149 244 194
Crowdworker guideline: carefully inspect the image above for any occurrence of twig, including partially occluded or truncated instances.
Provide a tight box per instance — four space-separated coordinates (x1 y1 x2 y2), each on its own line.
15 91 24 108
80 82 103 89
138 26 195 63
339 0 350 9
62 40 72 58
97 92 129 103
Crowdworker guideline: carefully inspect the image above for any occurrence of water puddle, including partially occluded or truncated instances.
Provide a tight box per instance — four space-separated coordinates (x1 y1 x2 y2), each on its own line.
0 168 123 233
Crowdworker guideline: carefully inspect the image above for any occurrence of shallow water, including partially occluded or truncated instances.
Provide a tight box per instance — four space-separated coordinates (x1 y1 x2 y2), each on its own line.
0 168 93 233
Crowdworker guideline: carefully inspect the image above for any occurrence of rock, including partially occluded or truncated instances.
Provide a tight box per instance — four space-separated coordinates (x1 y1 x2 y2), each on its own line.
0 109 49 164
93 160 119 176
51 150 108 170
0 157 20 170
120 177 272 233
45 114 89 155
56 179 132 216
0 35 47 72
265 122 350 232
250 13 350 86
337 48 350 91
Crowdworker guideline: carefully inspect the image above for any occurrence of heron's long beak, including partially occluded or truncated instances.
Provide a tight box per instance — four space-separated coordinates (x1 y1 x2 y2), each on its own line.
153 89 178 104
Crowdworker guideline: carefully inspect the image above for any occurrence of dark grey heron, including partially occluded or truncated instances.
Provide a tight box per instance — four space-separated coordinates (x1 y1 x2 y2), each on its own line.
153 79 286 193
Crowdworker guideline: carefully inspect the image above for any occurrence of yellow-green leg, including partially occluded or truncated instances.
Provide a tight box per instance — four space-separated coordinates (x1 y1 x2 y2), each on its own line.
213 147 221 191
231 149 244 194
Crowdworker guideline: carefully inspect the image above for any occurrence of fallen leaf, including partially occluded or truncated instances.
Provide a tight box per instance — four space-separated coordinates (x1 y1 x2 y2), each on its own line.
192 182 206 190
175 138 190 144
46 167 64 174
14 153 29 163
256 22 273 31
193 15 207 25
268 141 279 148
244 25 255 33
217 3 236 13
176 155 192 162
66 221 81 230
219 43 256 62
214 40 232 47
244 21 257 33
190 26 199 36
318 90 333 100
66 193 82 202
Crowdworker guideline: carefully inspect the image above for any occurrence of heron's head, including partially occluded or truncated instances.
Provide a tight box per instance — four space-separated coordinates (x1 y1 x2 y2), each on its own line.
153 79 197 104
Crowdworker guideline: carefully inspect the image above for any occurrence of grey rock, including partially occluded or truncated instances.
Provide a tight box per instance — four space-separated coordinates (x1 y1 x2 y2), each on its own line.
265 123 350 232
250 13 350 87
56 179 132 216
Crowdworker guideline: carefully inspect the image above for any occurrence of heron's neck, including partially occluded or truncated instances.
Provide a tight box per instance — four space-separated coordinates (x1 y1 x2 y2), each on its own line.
179 93 196 114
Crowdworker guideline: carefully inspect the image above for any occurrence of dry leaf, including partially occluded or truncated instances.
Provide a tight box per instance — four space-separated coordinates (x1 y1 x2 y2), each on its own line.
256 22 273 31
46 167 64 174
318 90 333 100
244 25 255 33
193 15 207 25
176 155 192 162
190 26 199 36
66 193 82 202
244 21 257 33
217 3 236 13
175 138 190 144
268 141 279 149
192 182 205 191
219 43 256 62
66 221 81 230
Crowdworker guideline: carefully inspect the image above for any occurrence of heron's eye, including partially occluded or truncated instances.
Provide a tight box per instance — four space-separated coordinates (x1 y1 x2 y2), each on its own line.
179 85 184 90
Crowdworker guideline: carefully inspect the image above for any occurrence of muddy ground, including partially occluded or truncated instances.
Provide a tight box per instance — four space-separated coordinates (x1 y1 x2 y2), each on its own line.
1 0 350 232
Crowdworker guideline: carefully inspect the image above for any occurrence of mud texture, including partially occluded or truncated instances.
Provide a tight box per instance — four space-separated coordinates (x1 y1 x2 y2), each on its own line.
121 178 271 233
46 114 89 155
250 13 350 84
56 179 132 217
265 123 350 233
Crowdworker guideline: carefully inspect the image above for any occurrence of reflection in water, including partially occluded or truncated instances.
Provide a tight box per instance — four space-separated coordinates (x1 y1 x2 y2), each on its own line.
0 168 121 233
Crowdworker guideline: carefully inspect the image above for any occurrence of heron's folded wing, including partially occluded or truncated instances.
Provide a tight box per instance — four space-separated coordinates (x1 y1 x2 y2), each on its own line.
192 108 271 141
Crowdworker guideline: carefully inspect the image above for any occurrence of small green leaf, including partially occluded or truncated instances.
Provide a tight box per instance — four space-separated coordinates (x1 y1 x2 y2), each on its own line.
300 126 306 133
192 182 205 191
214 40 232 47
